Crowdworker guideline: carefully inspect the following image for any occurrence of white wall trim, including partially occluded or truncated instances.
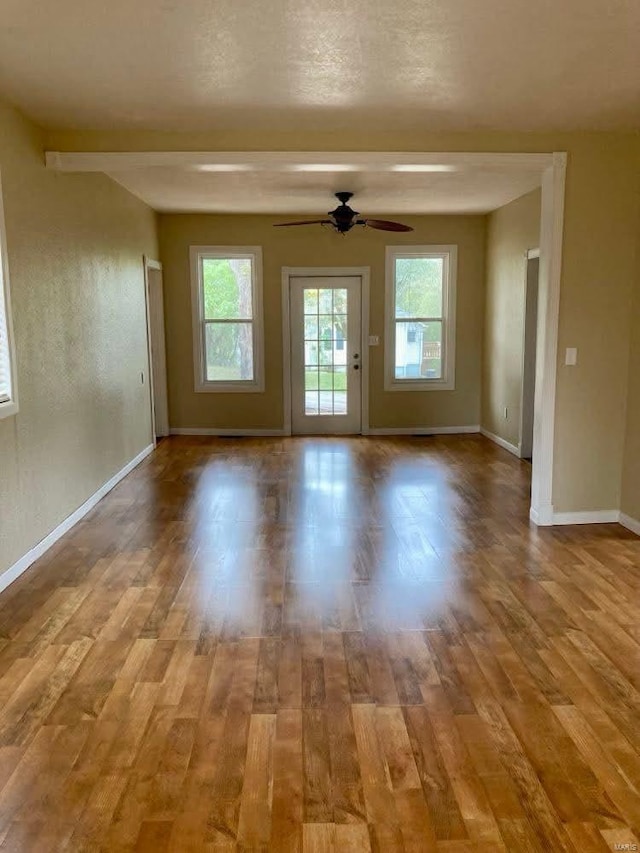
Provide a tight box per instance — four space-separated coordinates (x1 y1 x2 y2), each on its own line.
528 508 640 530
619 513 640 536
172 425 480 437
552 510 620 526
0 171 19 421
368 425 480 436
281 266 371 436
0 444 154 596
529 152 567 526
531 504 554 526
361 276 371 435
170 427 285 436
529 506 541 525
480 427 521 457
46 150 555 174
281 269 292 436
527 248 540 260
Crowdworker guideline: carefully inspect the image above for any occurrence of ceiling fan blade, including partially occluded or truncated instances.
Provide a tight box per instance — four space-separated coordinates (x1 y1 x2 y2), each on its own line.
360 218 414 232
273 219 332 227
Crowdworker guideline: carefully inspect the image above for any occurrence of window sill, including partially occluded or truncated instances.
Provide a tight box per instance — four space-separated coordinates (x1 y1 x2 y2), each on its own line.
385 379 455 392
0 399 19 419
195 381 265 394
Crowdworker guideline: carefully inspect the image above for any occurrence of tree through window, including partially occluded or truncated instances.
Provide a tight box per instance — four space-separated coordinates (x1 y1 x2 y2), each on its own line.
190 247 264 392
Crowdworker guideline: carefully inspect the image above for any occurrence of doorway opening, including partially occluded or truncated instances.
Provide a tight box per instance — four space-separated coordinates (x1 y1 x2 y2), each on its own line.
520 249 540 461
282 267 370 436
144 257 169 442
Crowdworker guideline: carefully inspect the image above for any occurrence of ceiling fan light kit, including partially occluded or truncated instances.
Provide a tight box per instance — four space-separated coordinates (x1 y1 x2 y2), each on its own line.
274 191 413 234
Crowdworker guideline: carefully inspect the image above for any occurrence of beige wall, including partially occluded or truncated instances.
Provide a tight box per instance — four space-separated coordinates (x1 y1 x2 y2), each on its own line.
0 100 158 579
482 189 541 447
158 214 486 431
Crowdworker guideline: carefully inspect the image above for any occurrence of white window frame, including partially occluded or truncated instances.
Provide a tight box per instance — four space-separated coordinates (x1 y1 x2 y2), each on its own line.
384 244 457 392
0 172 18 420
189 245 265 393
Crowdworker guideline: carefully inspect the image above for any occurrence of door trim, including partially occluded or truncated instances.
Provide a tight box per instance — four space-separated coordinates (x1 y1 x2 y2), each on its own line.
281 266 370 436
518 247 540 459
530 153 566 525
143 255 168 444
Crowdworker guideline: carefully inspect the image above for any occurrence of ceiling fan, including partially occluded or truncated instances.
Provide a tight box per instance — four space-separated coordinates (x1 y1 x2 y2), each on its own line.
274 192 413 234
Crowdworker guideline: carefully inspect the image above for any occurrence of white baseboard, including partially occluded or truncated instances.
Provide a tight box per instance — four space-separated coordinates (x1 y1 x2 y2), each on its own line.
530 505 640 531
530 503 554 526
480 427 521 457
367 425 480 436
170 427 285 437
552 509 620 526
172 426 480 438
619 512 640 536
0 443 154 596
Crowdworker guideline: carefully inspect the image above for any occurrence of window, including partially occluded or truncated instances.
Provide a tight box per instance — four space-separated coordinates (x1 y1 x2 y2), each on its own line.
190 246 264 392
0 174 17 419
385 245 457 391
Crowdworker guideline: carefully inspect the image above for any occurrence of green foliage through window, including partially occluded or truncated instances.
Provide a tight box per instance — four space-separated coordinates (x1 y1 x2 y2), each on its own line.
201 257 254 381
395 258 443 318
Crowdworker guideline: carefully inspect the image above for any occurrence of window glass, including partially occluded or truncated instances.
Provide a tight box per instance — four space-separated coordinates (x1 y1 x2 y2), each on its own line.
191 247 263 391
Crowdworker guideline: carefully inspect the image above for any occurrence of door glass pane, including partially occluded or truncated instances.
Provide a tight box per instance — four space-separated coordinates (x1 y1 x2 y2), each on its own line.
305 369 319 391
333 315 347 366
333 366 347 415
305 391 320 415
333 366 347 390
319 342 333 366
305 341 318 366
333 390 347 414
319 289 332 313
205 322 254 380
394 320 442 379
302 286 349 417
333 289 347 314
394 257 443 318
318 315 333 342
304 316 318 339
304 288 318 314
202 258 253 320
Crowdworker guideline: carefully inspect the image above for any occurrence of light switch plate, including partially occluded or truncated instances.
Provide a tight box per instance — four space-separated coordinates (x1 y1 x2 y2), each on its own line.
565 347 578 366
368 335 380 346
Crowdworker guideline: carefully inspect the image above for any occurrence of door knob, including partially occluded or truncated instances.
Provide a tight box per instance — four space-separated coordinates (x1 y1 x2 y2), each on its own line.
353 353 360 359
354 364 360 370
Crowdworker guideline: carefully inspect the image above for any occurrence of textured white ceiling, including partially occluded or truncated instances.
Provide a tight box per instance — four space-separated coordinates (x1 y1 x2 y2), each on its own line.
104 161 543 214
1 0 639 132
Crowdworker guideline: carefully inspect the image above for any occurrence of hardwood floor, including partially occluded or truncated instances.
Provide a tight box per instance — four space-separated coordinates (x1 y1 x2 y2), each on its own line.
0 435 639 852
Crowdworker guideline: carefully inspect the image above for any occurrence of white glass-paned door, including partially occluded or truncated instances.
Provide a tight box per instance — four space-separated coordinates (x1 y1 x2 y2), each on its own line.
290 276 361 434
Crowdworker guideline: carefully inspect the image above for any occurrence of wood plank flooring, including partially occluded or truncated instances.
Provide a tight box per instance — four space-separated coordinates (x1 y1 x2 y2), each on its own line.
0 435 639 851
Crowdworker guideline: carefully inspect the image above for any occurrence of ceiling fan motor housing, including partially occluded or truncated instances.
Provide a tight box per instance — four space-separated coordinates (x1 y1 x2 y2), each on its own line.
329 191 359 233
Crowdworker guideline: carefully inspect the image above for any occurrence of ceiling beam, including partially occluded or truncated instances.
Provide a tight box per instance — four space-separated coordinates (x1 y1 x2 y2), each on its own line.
44 150 554 173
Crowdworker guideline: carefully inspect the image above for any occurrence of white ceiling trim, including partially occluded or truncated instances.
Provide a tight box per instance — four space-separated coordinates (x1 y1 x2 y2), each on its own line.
45 150 554 173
